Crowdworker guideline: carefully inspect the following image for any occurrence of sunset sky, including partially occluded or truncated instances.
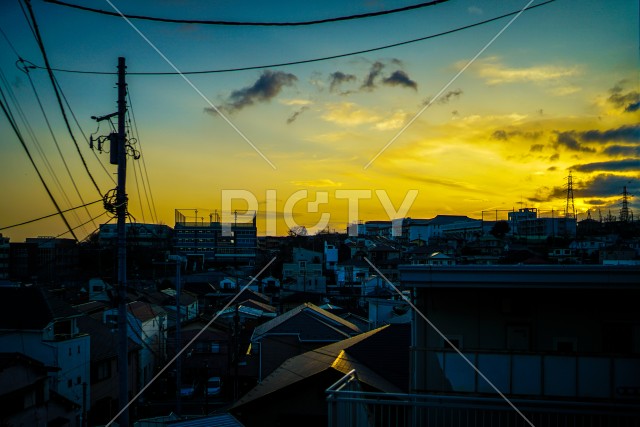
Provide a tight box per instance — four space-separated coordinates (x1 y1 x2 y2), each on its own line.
0 0 638 241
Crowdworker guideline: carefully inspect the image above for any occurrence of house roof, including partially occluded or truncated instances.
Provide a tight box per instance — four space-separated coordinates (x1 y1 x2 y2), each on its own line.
220 289 270 305
238 299 277 313
127 301 166 322
0 352 49 395
251 303 361 342
73 300 108 315
0 286 80 330
234 323 410 409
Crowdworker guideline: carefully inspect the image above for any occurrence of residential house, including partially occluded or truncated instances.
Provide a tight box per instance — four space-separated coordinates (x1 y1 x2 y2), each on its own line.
103 301 167 390
0 353 81 427
233 323 410 427
0 286 90 416
77 315 140 426
249 303 362 380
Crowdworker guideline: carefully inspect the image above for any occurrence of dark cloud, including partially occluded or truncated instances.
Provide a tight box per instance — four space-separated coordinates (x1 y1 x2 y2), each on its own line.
603 145 640 157
549 153 560 161
528 173 638 203
492 129 543 141
608 81 640 112
361 61 385 91
530 144 544 152
554 131 596 153
328 71 356 93
571 159 640 173
528 185 565 203
286 105 309 124
579 124 640 143
220 70 297 112
382 70 418 90
578 174 638 198
438 89 462 103
626 101 640 112
423 89 463 107
584 199 608 205
492 130 508 141
547 166 557 171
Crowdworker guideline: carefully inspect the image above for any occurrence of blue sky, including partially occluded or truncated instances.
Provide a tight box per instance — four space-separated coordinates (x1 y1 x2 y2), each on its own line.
0 0 638 241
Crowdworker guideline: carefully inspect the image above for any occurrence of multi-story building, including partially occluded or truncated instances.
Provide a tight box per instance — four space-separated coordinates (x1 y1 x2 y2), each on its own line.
10 237 78 283
98 223 173 250
173 209 257 270
282 248 325 293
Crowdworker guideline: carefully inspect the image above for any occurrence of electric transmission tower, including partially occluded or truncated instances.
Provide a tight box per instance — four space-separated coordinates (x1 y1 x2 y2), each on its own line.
565 171 576 219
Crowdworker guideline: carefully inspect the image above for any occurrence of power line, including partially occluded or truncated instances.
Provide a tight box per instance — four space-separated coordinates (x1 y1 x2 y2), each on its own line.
0 86 79 241
22 64 96 232
0 199 102 231
53 74 117 186
44 0 449 26
22 0 556 76
127 91 158 224
23 0 103 197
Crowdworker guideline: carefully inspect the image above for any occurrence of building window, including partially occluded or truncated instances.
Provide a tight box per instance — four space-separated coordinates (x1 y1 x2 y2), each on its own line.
77 376 82 384
68 379 73 388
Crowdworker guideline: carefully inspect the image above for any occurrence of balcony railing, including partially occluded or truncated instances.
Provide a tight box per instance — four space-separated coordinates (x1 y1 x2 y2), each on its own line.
326 370 640 427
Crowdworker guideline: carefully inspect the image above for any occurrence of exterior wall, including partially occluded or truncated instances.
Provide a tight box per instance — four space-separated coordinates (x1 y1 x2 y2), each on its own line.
0 330 90 408
401 265 640 404
173 214 257 266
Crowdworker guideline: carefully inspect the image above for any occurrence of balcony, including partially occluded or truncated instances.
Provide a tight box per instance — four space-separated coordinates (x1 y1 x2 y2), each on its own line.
326 370 640 427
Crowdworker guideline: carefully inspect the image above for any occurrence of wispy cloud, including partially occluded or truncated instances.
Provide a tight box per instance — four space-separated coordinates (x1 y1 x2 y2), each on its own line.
361 61 385 91
321 102 380 126
608 80 640 112
467 57 580 85
329 71 357 93
286 105 310 124
375 111 408 131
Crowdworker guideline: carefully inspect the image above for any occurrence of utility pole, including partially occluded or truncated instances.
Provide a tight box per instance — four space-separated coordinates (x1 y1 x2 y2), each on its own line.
116 57 129 427
168 255 183 416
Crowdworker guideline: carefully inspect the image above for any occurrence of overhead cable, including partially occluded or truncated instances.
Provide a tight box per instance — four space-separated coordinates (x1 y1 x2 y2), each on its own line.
44 0 449 26
23 0 103 197
0 199 102 231
0 88 79 241
23 0 555 76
